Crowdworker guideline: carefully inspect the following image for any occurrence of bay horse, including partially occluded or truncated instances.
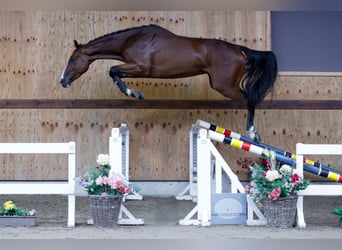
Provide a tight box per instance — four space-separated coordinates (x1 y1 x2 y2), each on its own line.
60 24 277 141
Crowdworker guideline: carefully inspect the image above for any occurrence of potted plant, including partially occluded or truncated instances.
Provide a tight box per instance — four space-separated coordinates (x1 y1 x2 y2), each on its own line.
0 200 36 227
245 150 310 227
76 154 134 227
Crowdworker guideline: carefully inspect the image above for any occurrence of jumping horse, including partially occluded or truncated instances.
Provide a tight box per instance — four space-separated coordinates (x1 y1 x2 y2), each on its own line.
60 24 278 141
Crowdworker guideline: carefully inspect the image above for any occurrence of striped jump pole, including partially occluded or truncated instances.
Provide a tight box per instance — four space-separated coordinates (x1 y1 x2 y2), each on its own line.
197 119 342 176
207 129 342 183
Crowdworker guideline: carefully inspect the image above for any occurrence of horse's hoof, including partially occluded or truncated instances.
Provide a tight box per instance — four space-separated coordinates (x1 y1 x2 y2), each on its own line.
253 132 262 143
133 91 144 99
137 92 144 99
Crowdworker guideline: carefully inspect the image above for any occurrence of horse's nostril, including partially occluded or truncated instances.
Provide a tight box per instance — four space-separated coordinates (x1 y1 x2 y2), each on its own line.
60 78 71 88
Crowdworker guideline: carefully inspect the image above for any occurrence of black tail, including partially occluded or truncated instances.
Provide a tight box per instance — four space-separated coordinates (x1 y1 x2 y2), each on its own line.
239 46 278 108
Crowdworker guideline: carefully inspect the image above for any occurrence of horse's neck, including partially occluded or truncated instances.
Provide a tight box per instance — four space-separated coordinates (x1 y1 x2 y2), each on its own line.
82 35 128 61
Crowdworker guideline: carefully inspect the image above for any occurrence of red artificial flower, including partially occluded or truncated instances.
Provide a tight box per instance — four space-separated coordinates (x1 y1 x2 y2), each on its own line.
291 173 300 183
119 186 125 193
261 159 268 166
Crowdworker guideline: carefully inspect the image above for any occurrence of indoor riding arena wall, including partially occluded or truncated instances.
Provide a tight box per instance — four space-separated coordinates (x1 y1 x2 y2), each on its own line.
0 11 341 182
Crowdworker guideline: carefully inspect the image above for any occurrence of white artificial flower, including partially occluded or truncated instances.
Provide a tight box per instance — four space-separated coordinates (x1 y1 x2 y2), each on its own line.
29 209 36 216
279 164 292 174
265 170 281 182
96 154 110 165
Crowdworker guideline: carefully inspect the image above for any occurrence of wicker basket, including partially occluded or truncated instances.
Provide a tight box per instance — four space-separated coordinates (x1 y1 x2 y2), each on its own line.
262 195 297 228
89 195 123 227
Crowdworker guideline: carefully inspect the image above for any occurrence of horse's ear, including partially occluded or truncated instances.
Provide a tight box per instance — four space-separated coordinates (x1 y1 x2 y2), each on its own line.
74 40 79 48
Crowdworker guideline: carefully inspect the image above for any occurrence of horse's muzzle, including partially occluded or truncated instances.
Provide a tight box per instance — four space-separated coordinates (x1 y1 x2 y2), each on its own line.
60 78 71 88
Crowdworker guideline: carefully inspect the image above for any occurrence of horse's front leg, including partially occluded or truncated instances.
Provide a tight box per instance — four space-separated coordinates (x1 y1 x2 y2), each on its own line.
246 106 261 142
109 65 144 99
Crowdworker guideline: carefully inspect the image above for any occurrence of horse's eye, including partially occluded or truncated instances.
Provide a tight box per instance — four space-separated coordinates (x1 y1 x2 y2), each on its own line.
69 58 76 64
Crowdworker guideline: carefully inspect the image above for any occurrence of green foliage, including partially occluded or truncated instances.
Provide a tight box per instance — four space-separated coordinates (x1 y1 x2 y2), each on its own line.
332 207 342 220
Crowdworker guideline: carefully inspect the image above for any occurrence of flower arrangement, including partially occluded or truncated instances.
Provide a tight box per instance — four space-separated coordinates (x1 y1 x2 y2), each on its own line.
245 150 310 203
76 154 133 196
0 201 36 217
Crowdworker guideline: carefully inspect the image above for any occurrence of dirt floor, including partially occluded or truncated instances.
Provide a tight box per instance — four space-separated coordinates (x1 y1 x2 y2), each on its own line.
0 195 341 239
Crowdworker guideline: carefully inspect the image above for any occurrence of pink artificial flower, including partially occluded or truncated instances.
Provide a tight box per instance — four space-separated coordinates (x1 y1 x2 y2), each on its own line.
124 186 131 193
268 187 281 200
95 177 101 185
107 177 118 189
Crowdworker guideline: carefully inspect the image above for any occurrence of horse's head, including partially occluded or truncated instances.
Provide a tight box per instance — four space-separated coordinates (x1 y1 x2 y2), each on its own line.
60 40 91 88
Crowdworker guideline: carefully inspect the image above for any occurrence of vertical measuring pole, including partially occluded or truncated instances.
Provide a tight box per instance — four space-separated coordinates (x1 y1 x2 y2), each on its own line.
109 124 128 177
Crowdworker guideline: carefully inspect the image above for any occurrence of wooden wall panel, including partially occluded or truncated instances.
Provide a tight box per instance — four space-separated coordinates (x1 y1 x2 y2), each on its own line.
269 75 342 101
1 11 341 182
1 107 342 181
0 108 249 181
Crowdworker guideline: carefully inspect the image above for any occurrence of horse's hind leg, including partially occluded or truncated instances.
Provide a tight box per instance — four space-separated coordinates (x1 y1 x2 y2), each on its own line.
109 65 144 99
207 65 261 142
246 106 261 142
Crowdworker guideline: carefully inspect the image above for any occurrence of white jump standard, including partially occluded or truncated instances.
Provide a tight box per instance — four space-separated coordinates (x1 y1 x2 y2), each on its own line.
109 124 144 225
178 127 267 226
